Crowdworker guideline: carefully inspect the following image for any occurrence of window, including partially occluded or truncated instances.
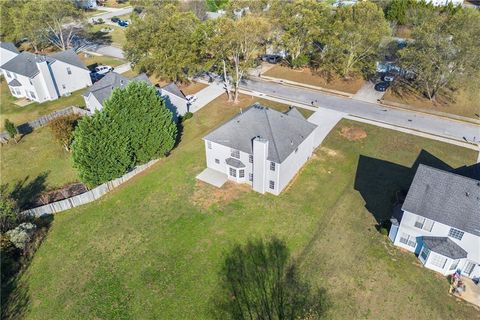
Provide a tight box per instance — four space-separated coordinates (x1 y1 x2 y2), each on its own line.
420 247 430 261
414 217 434 232
229 168 236 177
67 67 71 75
62 84 66 90
430 254 447 269
249 173 253 181
270 162 275 171
30 91 36 99
207 141 212 149
269 180 275 189
239 170 244 178
399 233 416 248
249 154 253 163
449 259 459 271
215 159 220 164
448 228 464 241
231 149 240 159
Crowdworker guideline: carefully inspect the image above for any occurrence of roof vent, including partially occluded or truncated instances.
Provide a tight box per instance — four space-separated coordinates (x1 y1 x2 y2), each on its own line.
466 192 470 197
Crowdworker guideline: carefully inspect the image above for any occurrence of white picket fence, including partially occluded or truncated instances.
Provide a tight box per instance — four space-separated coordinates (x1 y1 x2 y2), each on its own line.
21 159 160 217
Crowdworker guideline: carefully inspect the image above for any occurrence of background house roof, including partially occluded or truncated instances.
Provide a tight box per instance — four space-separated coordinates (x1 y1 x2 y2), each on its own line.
204 104 317 163
83 72 151 105
423 236 467 259
0 42 19 54
8 79 21 87
161 82 186 99
402 164 480 237
0 49 87 78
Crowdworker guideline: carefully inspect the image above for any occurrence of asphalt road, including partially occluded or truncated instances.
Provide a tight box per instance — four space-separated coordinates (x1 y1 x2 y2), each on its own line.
240 78 480 144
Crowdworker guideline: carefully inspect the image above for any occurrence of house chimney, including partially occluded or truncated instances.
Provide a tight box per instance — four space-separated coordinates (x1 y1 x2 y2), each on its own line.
252 137 268 194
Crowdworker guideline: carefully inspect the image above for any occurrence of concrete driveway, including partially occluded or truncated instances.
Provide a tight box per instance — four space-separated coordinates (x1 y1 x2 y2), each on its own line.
353 81 385 103
308 108 346 147
189 82 225 113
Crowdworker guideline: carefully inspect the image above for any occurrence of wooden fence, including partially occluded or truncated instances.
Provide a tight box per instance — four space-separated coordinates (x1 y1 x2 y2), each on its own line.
21 159 159 217
0 106 90 140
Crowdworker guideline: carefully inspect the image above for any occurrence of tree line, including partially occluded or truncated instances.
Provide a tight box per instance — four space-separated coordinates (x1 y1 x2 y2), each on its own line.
126 0 480 102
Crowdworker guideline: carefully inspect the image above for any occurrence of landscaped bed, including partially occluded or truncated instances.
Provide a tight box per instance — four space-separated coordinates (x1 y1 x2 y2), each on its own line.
4 94 478 320
263 65 365 94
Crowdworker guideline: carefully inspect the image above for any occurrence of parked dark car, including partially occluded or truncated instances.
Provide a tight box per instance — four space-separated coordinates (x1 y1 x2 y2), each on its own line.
261 54 282 64
382 73 395 82
118 20 129 27
111 17 120 23
374 81 390 92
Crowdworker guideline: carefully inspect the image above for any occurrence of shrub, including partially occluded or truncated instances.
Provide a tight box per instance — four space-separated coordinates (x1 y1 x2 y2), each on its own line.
182 112 193 121
48 114 80 152
4 119 17 143
289 53 310 69
6 223 36 250
0 186 18 233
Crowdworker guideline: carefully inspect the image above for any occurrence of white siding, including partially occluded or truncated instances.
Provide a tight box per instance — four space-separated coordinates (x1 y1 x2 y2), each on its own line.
49 60 91 96
0 48 18 66
161 91 188 117
84 93 103 113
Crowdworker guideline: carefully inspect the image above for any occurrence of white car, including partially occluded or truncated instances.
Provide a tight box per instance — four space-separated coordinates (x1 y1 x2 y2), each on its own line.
94 65 113 75
186 95 198 103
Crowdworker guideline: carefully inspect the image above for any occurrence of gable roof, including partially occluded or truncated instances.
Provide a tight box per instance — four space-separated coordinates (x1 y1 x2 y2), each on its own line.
8 79 21 87
161 82 186 99
284 106 305 120
402 164 480 237
423 236 467 259
82 72 151 105
204 104 317 163
1 49 87 78
0 42 19 54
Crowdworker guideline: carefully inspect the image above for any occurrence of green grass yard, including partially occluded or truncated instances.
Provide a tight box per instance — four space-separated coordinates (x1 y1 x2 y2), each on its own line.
0 127 79 190
77 53 126 69
4 94 478 319
0 79 86 131
88 24 127 48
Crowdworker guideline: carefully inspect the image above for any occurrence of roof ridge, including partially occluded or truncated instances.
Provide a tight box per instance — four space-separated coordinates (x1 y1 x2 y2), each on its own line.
419 164 480 183
264 108 281 163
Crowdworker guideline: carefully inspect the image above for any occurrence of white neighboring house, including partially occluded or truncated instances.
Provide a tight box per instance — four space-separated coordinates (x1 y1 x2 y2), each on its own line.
1 46 91 103
423 0 463 6
389 165 480 279
202 104 317 195
82 73 188 121
82 72 151 113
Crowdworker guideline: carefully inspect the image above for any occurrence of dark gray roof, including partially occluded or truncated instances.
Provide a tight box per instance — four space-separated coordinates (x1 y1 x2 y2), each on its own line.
402 165 480 237
204 104 317 163
8 79 21 87
225 158 246 168
423 236 467 259
161 82 186 99
83 72 151 105
49 49 89 70
0 42 19 54
284 107 305 120
1 49 88 77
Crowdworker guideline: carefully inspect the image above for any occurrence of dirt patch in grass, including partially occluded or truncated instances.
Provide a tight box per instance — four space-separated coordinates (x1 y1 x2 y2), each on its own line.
191 181 250 210
263 65 365 94
339 127 367 141
314 147 344 162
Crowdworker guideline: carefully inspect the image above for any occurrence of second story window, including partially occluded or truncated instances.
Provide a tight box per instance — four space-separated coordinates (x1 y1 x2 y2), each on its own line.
231 149 240 159
67 67 72 75
448 228 464 241
270 162 275 171
249 154 253 163
207 141 212 149
414 217 434 232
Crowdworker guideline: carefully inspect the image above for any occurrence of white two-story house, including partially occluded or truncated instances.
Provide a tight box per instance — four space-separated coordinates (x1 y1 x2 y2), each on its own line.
1 47 91 103
202 104 317 195
389 165 480 279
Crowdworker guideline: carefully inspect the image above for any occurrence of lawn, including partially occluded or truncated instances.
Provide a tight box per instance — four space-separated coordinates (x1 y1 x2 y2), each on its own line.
0 79 86 131
87 24 127 48
383 86 480 120
0 127 78 190
77 52 126 69
5 94 478 319
263 65 365 94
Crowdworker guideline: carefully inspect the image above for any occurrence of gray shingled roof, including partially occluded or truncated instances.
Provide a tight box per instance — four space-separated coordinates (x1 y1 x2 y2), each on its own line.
0 42 19 54
1 49 87 78
204 104 317 163
226 158 246 168
402 164 480 237
285 107 305 120
423 236 467 259
8 79 21 87
161 82 186 99
83 72 151 105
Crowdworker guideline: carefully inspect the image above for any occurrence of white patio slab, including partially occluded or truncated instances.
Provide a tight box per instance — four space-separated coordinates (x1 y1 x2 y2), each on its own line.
196 168 228 188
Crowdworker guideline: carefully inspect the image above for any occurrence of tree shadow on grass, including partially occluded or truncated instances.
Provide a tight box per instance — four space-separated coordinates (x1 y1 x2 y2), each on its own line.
354 149 479 229
10 172 49 210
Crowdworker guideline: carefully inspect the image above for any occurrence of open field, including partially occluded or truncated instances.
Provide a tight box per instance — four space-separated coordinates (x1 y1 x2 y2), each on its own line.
0 127 79 190
263 65 365 94
383 86 480 120
0 79 85 131
5 92 478 320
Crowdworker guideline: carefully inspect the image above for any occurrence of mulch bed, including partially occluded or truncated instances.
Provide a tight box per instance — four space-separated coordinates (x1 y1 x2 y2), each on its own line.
33 183 88 207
